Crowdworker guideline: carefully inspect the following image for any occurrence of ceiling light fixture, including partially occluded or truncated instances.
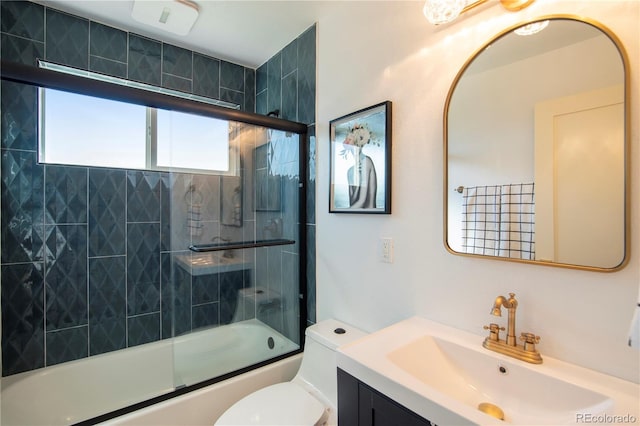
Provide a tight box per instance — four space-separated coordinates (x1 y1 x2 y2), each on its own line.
423 0 535 25
131 0 199 36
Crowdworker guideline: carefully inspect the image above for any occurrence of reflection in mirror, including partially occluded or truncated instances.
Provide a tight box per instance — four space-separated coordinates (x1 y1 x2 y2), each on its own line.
445 17 628 271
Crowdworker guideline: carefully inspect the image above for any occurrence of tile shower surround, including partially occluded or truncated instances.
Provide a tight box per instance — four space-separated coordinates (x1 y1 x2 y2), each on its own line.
0 1 317 376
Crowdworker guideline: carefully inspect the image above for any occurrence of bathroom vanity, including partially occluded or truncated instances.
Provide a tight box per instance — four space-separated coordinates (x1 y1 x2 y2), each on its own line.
338 368 436 426
336 317 640 425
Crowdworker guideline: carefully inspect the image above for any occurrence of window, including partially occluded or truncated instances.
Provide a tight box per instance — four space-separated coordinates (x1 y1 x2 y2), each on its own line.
37 62 239 175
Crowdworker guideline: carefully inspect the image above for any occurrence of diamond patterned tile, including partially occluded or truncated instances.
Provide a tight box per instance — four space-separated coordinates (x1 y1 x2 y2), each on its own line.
256 91 267 116
1 262 45 376
306 128 316 225
128 313 160 347
90 21 127 62
1 81 38 151
220 270 248 324
88 256 126 355
46 326 88 366
161 173 191 251
163 44 192 79
267 52 282 116
256 63 268 94
89 56 127 79
45 165 87 225
192 273 219 305
127 222 160 283
45 9 89 70
1 33 45 66
127 170 161 223
244 68 255 113
281 72 298 121
89 168 126 257
297 25 316 125
161 252 191 338
220 89 243 110
128 34 161 86
162 74 192 93
1 149 45 264
193 53 220 99
220 61 244 92
282 38 298 77
89 317 126 356
44 224 88 330
192 302 219 330
127 280 160 316
306 224 316 323
191 174 220 222
0 1 44 41
127 222 160 315
89 256 126 321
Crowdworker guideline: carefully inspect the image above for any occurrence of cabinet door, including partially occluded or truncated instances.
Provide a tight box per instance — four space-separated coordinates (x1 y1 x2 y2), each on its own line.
337 368 360 425
338 368 434 426
370 391 433 426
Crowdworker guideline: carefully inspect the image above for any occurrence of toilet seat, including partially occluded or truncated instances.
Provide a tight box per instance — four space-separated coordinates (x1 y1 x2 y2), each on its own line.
215 382 327 426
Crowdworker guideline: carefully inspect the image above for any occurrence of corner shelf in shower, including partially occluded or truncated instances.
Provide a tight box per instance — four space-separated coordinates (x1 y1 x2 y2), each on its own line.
189 239 296 253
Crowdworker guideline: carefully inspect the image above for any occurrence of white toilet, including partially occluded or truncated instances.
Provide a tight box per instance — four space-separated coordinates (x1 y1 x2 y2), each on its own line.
215 319 367 426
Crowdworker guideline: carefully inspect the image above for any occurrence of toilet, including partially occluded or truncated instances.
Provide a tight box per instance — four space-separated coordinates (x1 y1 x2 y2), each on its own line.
215 319 367 426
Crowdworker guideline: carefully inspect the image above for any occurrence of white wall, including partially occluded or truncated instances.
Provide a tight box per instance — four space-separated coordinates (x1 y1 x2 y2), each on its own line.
315 0 640 383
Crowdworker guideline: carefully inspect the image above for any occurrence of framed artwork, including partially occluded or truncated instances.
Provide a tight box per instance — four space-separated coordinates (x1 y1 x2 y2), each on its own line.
329 101 392 214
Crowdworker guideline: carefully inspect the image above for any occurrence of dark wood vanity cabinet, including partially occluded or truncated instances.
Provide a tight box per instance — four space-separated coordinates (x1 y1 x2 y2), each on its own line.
337 368 436 426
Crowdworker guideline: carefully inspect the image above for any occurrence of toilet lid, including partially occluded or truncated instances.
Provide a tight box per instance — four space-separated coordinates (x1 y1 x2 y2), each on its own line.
215 382 327 426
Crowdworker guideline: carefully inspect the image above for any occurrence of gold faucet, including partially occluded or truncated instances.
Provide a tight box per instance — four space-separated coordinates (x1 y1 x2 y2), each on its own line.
482 293 543 364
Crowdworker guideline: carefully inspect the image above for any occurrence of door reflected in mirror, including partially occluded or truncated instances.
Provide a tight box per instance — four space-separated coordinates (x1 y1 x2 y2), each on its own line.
445 17 629 271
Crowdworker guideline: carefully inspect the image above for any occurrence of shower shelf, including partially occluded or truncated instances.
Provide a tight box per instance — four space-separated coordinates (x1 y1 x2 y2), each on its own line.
189 239 295 252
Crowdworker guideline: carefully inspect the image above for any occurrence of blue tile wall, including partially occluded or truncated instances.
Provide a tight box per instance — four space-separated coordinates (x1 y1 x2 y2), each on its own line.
88 168 126 257
256 24 317 323
46 326 88 366
45 9 89 70
44 223 88 330
128 34 162 86
1 262 45 375
89 22 127 78
1 2 316 375
128 313 160 347
89 256 126 355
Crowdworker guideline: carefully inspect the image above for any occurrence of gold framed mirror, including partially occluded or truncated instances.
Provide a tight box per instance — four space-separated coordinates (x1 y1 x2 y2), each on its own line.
444 15 630 272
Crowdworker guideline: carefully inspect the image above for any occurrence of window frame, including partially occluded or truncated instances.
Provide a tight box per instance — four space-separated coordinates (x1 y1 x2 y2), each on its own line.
37 62 240 176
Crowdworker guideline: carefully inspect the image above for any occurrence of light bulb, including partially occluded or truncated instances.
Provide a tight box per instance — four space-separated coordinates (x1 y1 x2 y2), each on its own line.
423 0 468 25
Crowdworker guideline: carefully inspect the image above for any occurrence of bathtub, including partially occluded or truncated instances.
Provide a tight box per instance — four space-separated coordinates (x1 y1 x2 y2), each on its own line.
1 319 300 426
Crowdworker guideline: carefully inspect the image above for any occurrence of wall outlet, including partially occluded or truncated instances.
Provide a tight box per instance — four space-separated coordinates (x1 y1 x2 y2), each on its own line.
380 237 393 263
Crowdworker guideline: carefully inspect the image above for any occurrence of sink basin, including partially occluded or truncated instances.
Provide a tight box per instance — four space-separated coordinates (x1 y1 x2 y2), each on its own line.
337 317 639 425
388 335 612 424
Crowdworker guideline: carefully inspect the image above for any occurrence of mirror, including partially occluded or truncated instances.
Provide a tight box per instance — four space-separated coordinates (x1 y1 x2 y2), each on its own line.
445 16 629 271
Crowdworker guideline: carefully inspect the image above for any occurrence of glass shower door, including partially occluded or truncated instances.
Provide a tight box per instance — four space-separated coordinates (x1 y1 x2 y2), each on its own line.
162 116 303 389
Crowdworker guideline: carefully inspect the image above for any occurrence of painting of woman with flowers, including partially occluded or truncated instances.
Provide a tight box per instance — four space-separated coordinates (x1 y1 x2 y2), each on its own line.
329 101 392 214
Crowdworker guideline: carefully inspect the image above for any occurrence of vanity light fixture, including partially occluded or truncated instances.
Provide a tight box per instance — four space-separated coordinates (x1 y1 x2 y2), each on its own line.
423 0 535 25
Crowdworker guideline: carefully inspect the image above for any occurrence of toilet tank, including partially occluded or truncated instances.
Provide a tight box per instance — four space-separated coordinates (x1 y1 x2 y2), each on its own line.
295 319 367 408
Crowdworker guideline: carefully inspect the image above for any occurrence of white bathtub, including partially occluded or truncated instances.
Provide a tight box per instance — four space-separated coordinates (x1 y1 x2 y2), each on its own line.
1 319 300 426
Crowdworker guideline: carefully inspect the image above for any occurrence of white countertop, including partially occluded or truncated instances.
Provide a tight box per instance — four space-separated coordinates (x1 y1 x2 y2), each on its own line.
337 316 639 425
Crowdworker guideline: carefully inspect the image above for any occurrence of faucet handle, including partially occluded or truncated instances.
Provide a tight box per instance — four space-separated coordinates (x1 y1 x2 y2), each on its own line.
520 332 540 352
484 323 505 341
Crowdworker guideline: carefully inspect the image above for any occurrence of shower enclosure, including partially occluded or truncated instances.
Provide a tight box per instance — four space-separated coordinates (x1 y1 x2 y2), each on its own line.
1 60 307 424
